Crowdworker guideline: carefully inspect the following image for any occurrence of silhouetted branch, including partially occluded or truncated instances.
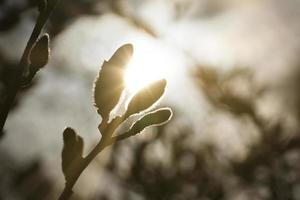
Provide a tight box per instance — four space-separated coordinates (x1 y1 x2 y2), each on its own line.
59 131 115 200
0 0 60 135
59 44 172 200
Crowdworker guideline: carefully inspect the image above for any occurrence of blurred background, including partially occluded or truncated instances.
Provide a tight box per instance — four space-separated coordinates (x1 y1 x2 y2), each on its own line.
1 0 300 199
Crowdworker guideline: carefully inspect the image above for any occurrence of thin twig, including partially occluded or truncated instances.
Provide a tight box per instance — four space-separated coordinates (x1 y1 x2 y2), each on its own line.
58 138 110 200
0 0 60 134
58 117 125 200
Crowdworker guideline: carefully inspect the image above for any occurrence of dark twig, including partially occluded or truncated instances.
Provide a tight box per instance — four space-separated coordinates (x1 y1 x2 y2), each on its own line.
58 118 122 200
0 0 60 134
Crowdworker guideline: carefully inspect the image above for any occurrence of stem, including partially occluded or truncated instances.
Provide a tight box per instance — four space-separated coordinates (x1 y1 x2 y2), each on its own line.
58 138 111 200
58 117 123 200
0 0 60 134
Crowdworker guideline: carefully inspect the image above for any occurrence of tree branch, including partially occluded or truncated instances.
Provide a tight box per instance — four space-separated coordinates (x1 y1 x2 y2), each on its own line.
0 0 60 135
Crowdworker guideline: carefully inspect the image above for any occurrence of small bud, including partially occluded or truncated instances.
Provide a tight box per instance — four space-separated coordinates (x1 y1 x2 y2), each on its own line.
129 108 172 135
94 44 133 120
29 34 50 69
125 79 167 118
62 127 84 182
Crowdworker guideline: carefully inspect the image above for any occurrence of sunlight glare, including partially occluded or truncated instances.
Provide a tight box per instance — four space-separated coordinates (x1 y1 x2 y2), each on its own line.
124 43 169 94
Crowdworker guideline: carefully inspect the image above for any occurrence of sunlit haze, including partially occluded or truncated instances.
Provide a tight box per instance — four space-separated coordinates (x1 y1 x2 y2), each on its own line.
1 0 300 199
124 40 172 94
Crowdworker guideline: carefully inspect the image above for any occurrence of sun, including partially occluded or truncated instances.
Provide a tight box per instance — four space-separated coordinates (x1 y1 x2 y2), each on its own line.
124 42 169 94
124 54 167 93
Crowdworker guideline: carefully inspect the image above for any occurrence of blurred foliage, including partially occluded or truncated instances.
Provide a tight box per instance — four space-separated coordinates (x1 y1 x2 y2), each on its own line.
104 125 225 200
0 151 55 200
0 0 99 34
94 66 300 200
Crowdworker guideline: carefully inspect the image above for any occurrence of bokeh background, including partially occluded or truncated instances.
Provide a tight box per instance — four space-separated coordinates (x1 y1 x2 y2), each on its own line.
1 0 300 199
